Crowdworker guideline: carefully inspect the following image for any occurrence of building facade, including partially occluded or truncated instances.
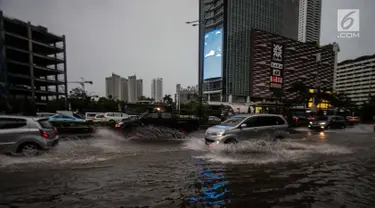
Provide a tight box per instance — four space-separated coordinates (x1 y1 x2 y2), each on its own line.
250 29 337 105
335 54 375 105
175 84 198 105
151 78 163 103
127 75 137 103
120 77 128 102
0 11 68 109
298 0 322 43
199 0 300 103
136 79 143 99
105 73 121 99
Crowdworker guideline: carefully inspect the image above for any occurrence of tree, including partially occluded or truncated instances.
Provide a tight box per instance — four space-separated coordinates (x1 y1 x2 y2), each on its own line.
286 81 311 106
69 87 88 100
163 94 173 105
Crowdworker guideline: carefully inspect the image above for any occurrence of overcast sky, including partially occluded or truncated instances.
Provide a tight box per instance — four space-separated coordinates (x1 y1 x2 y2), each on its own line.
1 0 374 97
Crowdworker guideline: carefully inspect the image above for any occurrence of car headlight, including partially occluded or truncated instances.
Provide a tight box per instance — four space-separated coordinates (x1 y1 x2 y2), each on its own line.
309 121 312 124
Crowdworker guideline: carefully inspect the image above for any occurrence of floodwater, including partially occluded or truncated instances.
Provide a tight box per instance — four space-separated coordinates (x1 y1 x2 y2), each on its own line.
0 125 374 207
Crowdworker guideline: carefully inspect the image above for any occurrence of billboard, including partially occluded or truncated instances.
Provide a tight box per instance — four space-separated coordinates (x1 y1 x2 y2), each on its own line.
203 27 223 80
269 42 285 89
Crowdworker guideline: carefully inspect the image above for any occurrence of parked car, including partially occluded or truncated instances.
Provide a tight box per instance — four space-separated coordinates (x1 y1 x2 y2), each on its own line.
291 111 314 127
308 115 346 130
204 114 289 147
346 116 360 125
85 112 104 123
48 114 86 123
92 114 106 123
103 112 129 123
0 116 59 156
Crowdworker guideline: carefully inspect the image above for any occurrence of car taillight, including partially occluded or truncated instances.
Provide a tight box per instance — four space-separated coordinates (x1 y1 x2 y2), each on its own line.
55 129 58 134
39 129 49 139
293 116 299 121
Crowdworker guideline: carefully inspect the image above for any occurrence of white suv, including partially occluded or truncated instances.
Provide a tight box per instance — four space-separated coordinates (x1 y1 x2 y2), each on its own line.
103 112 129 122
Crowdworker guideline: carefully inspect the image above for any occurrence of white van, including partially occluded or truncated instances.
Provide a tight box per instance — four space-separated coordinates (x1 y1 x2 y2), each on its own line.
103 112 129 122
85 112 104 122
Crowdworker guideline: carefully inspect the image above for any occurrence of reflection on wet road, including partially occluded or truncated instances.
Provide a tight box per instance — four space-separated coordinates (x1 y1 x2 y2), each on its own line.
0 125 375 207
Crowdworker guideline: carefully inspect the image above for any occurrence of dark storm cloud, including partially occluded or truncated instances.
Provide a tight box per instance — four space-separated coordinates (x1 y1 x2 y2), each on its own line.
1 0 374 96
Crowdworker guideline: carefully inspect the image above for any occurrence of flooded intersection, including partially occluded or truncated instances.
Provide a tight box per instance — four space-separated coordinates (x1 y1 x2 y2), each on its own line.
0 125 374 208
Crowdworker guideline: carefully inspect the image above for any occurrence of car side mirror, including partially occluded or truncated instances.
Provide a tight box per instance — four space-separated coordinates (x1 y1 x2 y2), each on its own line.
240 123 247 128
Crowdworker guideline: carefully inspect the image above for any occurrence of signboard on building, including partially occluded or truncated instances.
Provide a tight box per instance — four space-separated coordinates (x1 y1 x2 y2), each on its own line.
269 42 285 89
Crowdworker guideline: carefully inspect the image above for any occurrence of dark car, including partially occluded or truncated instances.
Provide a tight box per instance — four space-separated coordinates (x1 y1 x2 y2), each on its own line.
115 111 200 136
308 115 346 130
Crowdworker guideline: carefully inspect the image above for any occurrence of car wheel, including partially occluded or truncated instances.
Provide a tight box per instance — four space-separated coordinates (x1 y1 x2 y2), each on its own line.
20 143 40 157
224 138 238 144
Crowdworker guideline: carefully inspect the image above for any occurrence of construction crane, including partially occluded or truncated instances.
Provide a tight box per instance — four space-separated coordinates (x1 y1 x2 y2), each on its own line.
68 77 93 91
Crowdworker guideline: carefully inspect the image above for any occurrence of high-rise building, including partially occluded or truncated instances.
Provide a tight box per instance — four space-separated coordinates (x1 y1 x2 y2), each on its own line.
127 75 137 103
120 77 128 102
105 73 121 99
151 78 163 102
199 0 300 103
0 11 68 109
335 54 375 105
298 0 322 43
136 79 143 99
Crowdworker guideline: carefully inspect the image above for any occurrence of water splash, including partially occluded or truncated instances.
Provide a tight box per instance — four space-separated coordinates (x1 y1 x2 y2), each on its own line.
185 137 352 165
125 126 186 140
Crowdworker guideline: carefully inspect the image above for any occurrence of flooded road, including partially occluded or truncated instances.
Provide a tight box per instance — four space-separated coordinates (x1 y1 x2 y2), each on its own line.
0 125 375 207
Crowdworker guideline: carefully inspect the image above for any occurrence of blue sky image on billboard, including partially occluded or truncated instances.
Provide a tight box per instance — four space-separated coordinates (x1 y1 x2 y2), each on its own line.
203 27 222 80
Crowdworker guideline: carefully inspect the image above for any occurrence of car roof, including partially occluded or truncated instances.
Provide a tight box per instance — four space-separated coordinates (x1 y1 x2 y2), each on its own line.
232 114 283 118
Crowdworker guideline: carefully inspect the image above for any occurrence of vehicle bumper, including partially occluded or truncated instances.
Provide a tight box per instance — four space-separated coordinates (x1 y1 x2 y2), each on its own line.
308 124 327 130
204 135 229 146
44 137 59 149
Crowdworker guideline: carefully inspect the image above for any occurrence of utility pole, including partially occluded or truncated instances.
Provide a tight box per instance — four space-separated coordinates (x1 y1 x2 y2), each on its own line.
186 0 218 118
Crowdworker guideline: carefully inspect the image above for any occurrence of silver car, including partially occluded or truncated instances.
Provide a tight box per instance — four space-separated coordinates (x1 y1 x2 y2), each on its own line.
0 115 59 156
204 114 289 146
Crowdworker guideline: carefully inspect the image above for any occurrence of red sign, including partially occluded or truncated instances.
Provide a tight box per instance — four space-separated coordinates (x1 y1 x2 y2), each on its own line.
270 76 282 83
272 69 281 76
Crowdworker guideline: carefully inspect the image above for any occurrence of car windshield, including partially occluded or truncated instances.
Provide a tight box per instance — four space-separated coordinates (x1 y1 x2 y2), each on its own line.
220 116 247 126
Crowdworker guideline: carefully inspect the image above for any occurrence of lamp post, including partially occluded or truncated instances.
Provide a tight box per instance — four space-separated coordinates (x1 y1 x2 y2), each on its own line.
186 1 215 118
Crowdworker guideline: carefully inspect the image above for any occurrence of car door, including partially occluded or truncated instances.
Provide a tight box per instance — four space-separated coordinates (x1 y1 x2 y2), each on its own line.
142 112 160 126
238 116 263 140
160 112 175 129
52 114 65 122
0 118 29 153
335 116 346 128
330 117 339 128
62 115 75 122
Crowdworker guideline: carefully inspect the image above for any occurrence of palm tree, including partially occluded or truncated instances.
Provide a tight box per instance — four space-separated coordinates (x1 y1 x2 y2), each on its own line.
163 94 173 105
286 81 311 106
